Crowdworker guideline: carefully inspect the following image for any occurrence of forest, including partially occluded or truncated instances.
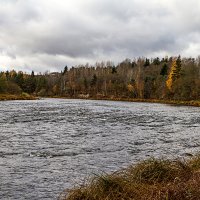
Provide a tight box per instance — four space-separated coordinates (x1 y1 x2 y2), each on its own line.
0 56 200 101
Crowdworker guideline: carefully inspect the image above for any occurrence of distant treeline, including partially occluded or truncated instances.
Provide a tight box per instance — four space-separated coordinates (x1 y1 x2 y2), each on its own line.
0 56 200 100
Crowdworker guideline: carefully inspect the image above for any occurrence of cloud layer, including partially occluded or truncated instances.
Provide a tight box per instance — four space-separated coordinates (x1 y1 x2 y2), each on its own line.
0 0 200 72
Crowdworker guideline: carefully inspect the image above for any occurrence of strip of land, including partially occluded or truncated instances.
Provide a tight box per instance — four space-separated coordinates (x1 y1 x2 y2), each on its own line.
0 94 37 101
51 96 200 107
97 97 200 107
1 93 200 108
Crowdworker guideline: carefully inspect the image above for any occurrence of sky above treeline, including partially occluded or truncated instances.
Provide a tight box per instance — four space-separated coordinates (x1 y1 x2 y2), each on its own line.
0 0 200 73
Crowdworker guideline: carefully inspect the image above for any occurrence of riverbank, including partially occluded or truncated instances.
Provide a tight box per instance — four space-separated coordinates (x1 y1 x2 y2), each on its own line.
51 96 200 107
2 94 199 107
92 97 200 107
0 94 37 101
61 155 200 200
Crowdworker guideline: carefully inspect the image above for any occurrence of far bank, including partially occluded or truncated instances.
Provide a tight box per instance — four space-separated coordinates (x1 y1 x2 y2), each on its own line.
47 96 200 107
1 93 200 107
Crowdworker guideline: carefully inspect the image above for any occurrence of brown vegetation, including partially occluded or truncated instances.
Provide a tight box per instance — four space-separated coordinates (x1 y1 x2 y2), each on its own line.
60 155 200 200
0 93 36 101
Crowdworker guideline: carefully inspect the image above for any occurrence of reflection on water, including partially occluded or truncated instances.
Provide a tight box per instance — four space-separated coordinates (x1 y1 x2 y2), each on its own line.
0 98 199 199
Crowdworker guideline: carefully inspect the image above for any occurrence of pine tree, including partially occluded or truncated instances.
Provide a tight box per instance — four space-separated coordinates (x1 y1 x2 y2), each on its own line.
144 58 150 67
111 66 117 74
160 63 168 76
23 71 36 93
90 74 97 87
174 55 181 79
153 57 160 65
63 66 68 74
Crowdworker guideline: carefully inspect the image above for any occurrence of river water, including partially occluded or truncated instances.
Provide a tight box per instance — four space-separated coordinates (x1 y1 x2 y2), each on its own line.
0 98 200 199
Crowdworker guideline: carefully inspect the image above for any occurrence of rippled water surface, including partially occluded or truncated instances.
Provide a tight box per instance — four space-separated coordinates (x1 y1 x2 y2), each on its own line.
0 98 200 199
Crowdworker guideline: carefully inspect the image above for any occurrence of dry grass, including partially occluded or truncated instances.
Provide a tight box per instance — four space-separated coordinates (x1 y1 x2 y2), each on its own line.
0 93 36 101
60 155 200 200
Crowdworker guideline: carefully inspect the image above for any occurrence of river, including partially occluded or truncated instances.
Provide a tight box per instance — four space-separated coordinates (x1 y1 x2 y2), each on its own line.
0 98 199 199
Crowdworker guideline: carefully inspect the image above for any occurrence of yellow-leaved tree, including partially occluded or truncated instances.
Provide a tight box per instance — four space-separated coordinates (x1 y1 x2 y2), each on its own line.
166 56 182 91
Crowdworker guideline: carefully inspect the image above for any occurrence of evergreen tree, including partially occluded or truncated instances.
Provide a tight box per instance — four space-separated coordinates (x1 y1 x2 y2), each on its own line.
31 70 35 78
144 58 150 67
174 55 182 79
153 57 160 65
111 66 117 74
63 66 68 74
90 74 97 87
160 63 168 76
23 71 36 93
5 71 9 80
15 72 24 89
84 77 88 91
36 76 47 92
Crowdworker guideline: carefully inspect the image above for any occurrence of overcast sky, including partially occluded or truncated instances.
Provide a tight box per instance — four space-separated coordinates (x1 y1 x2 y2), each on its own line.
0 0 200 72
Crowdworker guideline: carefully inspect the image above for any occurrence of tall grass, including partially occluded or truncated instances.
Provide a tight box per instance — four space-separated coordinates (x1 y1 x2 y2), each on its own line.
60 155 200 200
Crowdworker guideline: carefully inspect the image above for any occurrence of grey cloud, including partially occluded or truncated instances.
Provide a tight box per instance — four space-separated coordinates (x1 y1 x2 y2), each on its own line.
0 0 200 72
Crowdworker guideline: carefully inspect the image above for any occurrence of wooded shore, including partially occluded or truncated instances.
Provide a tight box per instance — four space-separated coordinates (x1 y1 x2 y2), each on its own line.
1 94 200 107
1 56 200 103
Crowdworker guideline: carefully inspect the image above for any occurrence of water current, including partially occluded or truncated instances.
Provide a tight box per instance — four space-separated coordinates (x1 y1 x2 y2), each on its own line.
0 98 199 199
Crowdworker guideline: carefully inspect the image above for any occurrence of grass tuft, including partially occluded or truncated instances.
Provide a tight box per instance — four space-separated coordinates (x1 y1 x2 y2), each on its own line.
61 155 200 200
128 158 192 184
